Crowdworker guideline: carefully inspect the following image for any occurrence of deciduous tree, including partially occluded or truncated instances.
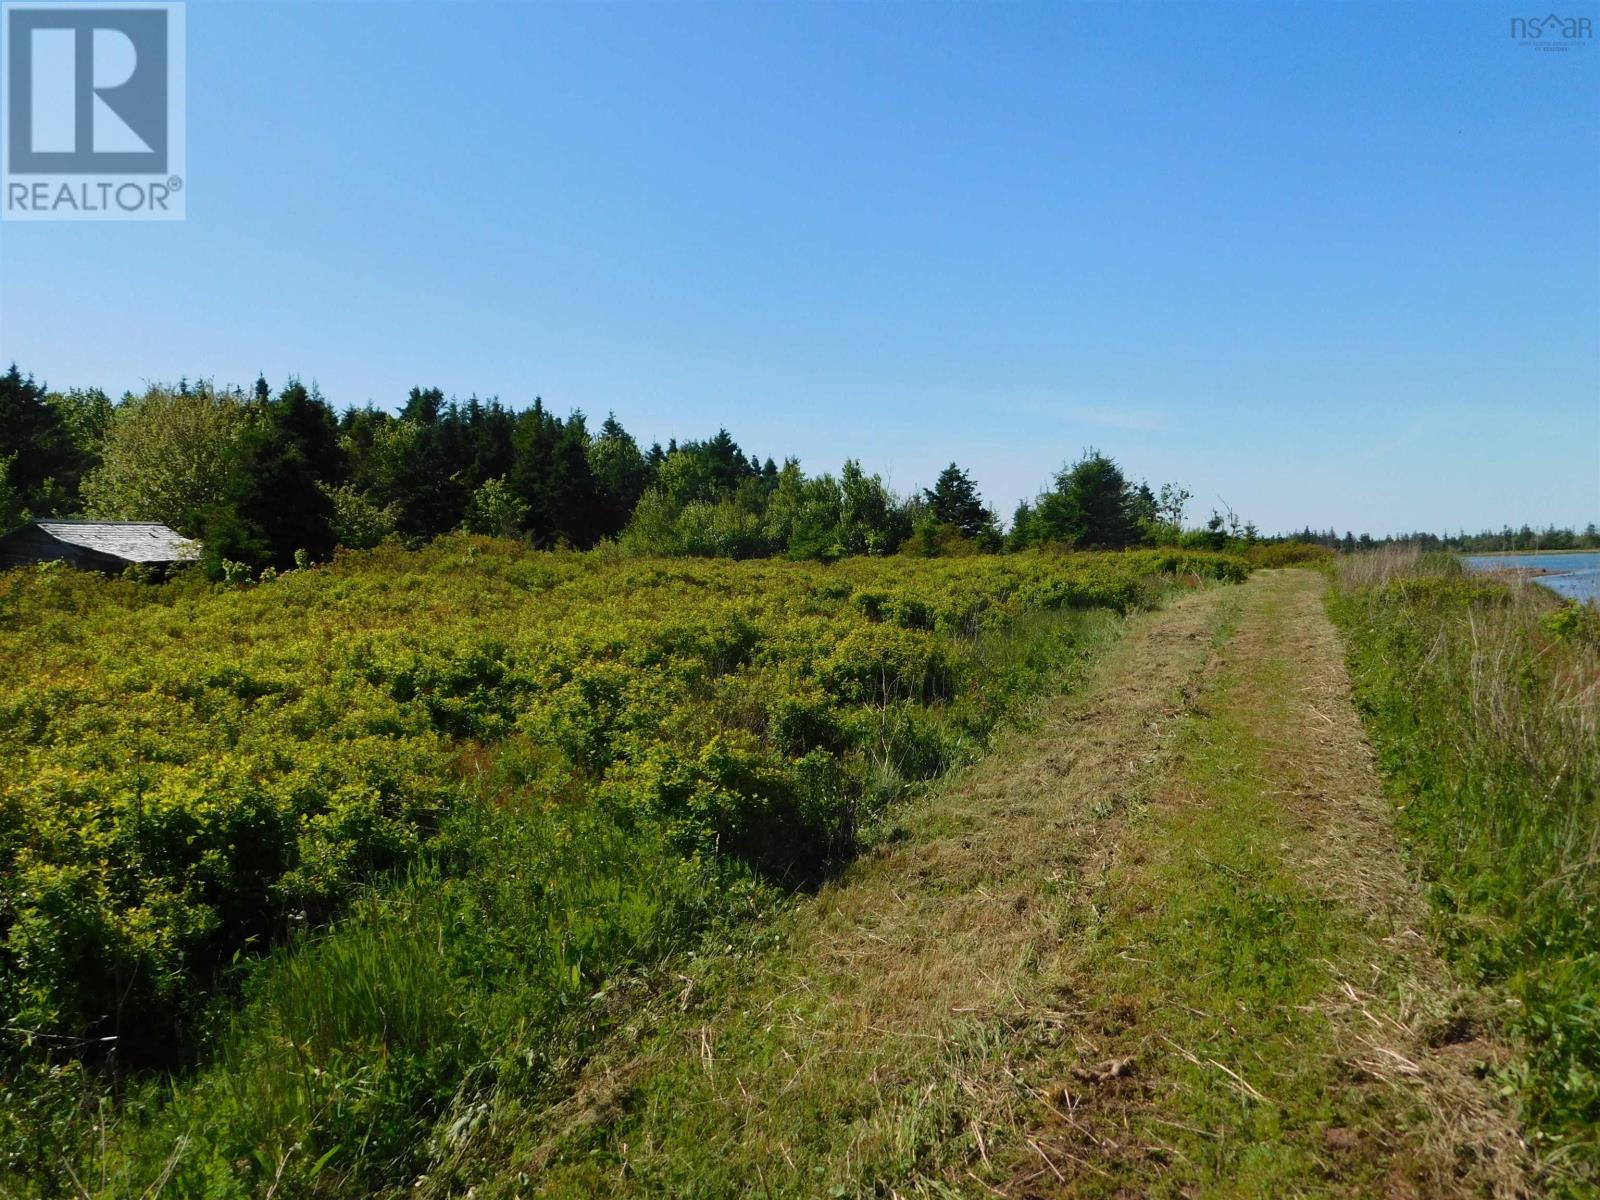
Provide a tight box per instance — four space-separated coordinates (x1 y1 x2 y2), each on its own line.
82 383 250 531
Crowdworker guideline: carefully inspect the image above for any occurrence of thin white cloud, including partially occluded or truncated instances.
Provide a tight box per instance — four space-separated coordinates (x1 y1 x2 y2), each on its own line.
1002 395 1166 433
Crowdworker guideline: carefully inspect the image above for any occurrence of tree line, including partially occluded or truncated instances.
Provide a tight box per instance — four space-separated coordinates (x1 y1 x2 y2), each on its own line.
4 364 1592 574
0 365 1197 572
1279 524 1600 554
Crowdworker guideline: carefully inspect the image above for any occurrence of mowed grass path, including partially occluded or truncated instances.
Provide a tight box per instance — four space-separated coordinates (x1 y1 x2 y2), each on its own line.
439 573 1526 1199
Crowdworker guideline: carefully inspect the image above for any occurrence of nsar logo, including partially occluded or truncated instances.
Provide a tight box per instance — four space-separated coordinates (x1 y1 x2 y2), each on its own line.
3 2 185 220
1510 12 1593 49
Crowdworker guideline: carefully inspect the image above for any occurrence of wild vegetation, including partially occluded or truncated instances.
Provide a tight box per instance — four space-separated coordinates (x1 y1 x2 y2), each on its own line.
392 566 1534 1200
1330 550 1600 1191
6 362 1595 1195
0 537 1247 1197
5 364 1418 573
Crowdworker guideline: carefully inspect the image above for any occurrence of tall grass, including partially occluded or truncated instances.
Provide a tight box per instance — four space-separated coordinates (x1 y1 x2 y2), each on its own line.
81 807 726 1199
1329 551 1599 1190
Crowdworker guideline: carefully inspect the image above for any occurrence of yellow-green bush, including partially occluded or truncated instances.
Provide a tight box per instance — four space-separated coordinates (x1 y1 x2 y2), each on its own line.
1 541 1247 1194
1241 540 1334 568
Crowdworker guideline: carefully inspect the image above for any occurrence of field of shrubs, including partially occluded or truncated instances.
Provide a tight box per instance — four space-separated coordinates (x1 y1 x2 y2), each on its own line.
0 539 1247 1197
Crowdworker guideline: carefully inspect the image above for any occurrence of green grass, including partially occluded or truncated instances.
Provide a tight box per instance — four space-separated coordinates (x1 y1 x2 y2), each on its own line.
0 541 1247 1094
73 563 1528 1200
438 602 1139 1200
998 575 1417 1197
10 551 1563 1198
446 570 1468 1199
63 810 736 1198
1329 550 1600 1193
3 546 1198 1199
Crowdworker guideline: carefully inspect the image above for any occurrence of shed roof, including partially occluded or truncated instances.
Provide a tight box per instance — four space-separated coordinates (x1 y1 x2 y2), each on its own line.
28 520 201 563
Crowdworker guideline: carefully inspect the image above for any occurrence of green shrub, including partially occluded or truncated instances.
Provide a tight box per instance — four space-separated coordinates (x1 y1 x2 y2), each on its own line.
1542 600 1600 648
1241 541 1334 568
0 541 1249 1196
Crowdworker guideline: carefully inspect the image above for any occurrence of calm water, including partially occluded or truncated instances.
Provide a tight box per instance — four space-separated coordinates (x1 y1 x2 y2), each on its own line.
1462 551 1600 604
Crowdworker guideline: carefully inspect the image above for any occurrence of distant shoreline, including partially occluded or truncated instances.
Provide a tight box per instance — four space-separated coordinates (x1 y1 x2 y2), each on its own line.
1462 548 1597 558
1461 551 1600 606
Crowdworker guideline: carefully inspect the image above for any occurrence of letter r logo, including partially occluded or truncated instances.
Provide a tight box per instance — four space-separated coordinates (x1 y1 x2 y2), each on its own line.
6 6 169 173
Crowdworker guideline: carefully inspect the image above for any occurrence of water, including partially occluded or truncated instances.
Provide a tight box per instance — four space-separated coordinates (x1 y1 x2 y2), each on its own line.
1461 551 1600 604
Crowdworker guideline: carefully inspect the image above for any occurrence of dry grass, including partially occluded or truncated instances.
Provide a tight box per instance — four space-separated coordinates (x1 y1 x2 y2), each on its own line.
1335 543 1423 589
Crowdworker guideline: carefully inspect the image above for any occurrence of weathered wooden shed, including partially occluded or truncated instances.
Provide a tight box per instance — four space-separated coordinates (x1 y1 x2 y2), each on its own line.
0 520 201 572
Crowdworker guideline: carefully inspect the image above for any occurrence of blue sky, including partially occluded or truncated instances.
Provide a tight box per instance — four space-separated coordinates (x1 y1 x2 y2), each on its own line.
1 0 1596 534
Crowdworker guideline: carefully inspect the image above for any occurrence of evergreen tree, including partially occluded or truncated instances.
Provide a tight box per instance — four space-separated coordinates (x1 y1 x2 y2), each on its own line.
346 387 472 536
0 365 88 518
1032 449 1138 549
1008 500 1037 550
922 463 994 540
701 428 751 495
270 381 347 483
460 397 516 487
510 402 600 547
551 413 600 547
401 386 444 425
199 384 342 572
1129 482 1158 528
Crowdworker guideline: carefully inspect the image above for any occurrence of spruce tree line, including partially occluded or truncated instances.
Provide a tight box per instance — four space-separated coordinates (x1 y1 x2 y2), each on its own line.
4 365 1594 575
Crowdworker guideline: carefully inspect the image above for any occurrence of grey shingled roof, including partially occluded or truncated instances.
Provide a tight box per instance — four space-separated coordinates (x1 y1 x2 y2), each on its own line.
32 520 201 563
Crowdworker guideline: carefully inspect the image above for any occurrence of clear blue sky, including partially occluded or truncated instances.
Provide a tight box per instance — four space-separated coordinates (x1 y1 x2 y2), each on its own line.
2 0 1596 535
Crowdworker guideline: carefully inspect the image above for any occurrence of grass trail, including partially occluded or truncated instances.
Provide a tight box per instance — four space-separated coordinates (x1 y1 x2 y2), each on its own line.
1007 569 1528 1199
439 572 1526 1198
